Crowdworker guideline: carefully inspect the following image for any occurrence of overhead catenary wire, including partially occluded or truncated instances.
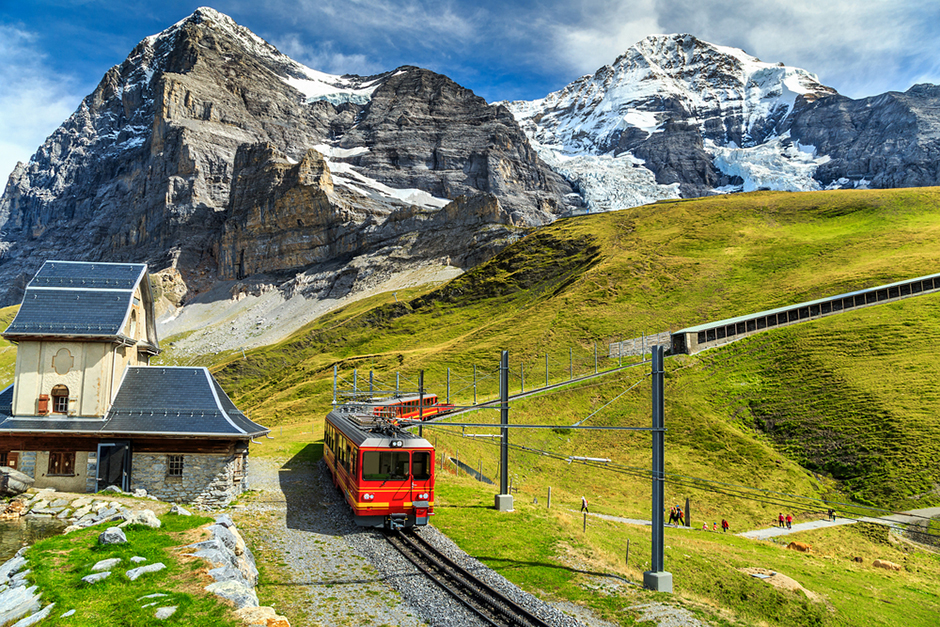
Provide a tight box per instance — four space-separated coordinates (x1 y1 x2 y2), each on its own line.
425 428 940 538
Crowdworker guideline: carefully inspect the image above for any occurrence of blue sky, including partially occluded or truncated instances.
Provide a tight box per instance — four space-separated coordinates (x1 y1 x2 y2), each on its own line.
2 1 939 182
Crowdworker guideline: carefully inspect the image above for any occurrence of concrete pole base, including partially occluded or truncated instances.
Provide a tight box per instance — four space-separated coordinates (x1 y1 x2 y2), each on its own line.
643 571 673 593
494 494 514 511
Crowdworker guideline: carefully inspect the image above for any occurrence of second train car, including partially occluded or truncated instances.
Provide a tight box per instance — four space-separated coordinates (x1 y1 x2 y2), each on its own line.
324 402 435 529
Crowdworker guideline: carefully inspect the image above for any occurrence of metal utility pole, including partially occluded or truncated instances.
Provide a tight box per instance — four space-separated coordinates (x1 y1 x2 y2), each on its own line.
418 370 424 438
644 345 672 592
495 350 513 511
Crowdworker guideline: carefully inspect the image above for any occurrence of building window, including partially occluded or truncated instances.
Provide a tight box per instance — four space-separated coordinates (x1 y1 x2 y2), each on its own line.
51 385 69 414
48 451 75 476
167 455 184 477
0 452 18 469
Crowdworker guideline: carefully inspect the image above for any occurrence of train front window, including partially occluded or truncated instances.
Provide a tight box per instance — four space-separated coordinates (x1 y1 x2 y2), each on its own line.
413 452 431 480
361 451 411 481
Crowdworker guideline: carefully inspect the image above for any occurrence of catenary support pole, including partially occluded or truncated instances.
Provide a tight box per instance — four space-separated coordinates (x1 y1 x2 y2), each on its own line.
644 344 672 592
333 365 337 405
418 370 424 438
495 350 513 511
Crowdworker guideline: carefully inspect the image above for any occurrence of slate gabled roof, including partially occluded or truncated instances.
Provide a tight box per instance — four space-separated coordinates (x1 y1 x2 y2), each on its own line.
3 261 158 350
0 368 268 439
102 367 268 437
0 385 12 418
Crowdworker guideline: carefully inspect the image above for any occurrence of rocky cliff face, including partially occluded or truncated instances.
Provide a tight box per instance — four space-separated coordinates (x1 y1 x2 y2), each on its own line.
0 8 575 306
505 33 940 209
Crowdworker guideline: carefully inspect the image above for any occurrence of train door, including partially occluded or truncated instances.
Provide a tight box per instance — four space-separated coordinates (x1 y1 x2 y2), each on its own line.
410 449 432 524
390 451 411 508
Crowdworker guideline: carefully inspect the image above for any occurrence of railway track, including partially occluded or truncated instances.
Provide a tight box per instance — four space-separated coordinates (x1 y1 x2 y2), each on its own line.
386 529 553 627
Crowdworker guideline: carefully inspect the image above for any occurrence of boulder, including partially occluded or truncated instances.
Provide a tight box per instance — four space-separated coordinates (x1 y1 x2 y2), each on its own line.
98 528 127 545
0 468 34 497
234 605 291 627
168 504 192 516
92 558 122 572
872 559 901 571
786 541 812 553
81 572 111 584
119 510 161 529
126 563 166 581
205 580 258 610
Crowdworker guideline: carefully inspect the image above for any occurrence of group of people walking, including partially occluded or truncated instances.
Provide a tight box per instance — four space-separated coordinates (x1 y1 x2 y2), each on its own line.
667 505 685 526
778 513 793 529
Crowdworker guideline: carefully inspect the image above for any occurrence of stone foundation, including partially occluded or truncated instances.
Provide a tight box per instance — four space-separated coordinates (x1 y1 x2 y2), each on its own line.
131 451 249 507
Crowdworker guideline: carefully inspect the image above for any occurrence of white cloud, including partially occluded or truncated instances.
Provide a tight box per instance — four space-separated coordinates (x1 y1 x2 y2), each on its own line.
543 0 663 77
647 0 940 98
0 25 85 183
272 33 384 76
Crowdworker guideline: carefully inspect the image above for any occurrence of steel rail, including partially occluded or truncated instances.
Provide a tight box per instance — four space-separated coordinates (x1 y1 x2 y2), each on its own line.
387 530 552 627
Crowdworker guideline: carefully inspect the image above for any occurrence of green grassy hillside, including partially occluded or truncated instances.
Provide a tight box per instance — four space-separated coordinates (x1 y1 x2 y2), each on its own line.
164 187 940 625
0 305 18 386
193 187 940 508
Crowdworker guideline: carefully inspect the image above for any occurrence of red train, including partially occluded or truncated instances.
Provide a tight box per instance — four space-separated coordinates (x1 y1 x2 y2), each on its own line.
324 400 436 529
370 393 454 421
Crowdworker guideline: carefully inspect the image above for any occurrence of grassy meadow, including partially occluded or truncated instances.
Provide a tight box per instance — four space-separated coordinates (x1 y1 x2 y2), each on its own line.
6 186 940 625
189 187 940 626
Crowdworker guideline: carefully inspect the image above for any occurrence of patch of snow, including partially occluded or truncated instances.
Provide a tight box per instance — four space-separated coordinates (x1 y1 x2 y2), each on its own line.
327 160 450 209
313 144 370 159
533 140 680 211
708 134 830 192
283 69 377 106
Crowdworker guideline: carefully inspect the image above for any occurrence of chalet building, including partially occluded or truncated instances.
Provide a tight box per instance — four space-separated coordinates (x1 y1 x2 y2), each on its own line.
0 261 267 506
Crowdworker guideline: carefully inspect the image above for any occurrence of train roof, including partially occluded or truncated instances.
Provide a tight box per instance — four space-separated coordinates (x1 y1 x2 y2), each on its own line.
354 393 439 406
327 405 432 448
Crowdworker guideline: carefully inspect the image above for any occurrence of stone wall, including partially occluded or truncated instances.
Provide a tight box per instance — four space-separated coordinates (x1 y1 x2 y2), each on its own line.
131 451 249 507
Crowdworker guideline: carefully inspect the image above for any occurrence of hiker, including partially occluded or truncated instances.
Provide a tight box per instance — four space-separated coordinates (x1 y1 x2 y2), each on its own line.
581 496 589 513
677 509 685 526
721 519 729 533
828 508 835 521
786 513 793 529
713 522 718 531
702 522 708 531
668 506 677 525
778 513 785 528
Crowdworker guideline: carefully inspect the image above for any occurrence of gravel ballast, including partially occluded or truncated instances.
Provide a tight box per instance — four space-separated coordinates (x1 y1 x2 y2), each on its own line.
231 456 601 627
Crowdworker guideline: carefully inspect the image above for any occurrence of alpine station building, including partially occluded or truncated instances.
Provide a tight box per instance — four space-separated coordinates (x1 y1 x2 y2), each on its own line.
670 272 940 355
0 261 268 506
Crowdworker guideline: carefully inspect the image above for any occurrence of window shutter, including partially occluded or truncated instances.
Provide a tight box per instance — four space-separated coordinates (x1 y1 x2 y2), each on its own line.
38 395 49 415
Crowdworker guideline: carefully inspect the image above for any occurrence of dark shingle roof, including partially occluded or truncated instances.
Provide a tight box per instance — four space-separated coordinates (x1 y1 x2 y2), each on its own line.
102 367 268 437
0 368 267 438
3 261 146 340
0 385 12 418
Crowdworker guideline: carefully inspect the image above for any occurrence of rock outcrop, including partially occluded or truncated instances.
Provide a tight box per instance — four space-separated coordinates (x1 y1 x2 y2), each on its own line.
0 8 576 306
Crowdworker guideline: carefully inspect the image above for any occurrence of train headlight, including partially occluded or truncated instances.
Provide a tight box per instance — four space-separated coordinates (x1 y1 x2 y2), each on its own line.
363 493 374 500
390 440 403 448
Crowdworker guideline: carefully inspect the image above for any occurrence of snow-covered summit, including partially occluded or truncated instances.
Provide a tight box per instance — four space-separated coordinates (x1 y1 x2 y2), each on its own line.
504 33 839 209
509 33 834 154
137 7 378 106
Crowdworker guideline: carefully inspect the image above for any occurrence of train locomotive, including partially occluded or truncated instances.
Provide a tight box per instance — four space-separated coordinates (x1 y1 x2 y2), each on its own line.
324 397 438 529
